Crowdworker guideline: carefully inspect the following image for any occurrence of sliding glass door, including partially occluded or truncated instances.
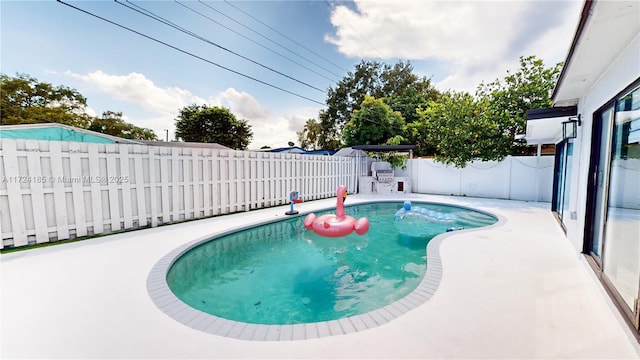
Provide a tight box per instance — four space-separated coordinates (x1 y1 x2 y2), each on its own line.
602 86 640 314
553 140 573 224
588 83 640 328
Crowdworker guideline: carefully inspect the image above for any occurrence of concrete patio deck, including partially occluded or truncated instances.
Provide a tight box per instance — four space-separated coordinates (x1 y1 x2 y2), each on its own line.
1 194 639 359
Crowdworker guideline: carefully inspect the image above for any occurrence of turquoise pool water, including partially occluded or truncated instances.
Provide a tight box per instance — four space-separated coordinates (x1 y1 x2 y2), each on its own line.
166 202 496 325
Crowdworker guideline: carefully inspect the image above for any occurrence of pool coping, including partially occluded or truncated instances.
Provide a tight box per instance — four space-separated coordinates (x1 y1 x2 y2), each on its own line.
146 199 506 341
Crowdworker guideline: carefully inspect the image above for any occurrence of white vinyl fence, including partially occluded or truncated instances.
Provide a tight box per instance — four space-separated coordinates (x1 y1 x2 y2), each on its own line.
0 139 355 249
406 156 555 202
1 138 557 249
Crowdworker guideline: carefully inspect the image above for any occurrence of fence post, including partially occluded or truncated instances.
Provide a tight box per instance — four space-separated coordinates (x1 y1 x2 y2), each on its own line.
148 146 159 227
26 140 49 243
67 141 87 237
50 141 70 239
132 144 148 227
171 147 180 221
508 156 513 200
105 144 121 231
87 144 104 234
536 143 542 202
243 151 250 211
3 140 28 246
120 144 133 229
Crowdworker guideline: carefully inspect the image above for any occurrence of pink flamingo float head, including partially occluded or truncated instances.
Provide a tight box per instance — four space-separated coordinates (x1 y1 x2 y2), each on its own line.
303 185 370 237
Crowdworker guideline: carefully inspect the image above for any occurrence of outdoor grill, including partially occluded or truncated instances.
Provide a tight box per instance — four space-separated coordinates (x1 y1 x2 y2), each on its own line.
375 169 394 183
371 161 394 183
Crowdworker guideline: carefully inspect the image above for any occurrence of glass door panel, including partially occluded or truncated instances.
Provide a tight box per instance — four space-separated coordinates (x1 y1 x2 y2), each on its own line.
554 141 567 218
602 86 640 310
561 142 573 221
591 107 614 258
554 141 573 223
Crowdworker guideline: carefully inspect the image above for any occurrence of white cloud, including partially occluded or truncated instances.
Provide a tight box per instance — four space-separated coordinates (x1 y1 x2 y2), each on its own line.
326 0 582 93
84 106 98 118
326 1 521 62
249 117 297 149
209 88 271 121
66 70 206 114
65 70 204 141
249 107 320 150
209 88 320 149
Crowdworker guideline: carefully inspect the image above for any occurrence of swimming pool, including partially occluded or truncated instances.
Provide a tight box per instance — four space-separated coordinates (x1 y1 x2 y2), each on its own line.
148 200 498 340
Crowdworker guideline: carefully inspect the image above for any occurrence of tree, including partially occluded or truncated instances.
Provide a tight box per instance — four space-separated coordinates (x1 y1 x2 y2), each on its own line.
88 111 157 140
1 73 90 128
318 60 439 149
404 115 437 157
383 87 434 126
476 55 562 155
175 104 253 150
1 73 157 140
379 136 410 170
342 95 405 147
415 55 562 167
296 118 323 150
388 87 440 157
418 91 503 168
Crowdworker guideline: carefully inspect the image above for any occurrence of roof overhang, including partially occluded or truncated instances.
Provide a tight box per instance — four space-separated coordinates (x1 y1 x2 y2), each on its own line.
552 0 640 105
352 145 416 152
0 122 142 144
140 140 232 150
332 147 368 157
525 106 578 144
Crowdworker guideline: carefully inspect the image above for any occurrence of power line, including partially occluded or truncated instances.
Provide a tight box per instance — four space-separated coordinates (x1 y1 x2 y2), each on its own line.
56 0 326 106
58 0 425 128
174 0 335 83
223 0 348 74
198 0 343 80
116 0 325 93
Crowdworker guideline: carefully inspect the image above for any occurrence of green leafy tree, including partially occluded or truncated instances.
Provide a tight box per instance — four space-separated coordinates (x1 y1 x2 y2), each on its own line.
1 73 90 127
418 91 502 168
318 60 439 149
342 95 405 146
88 111 157 140
416 55 562 167
476 55 562 155
383 87 435 126
404 116 436 157
379 135 409 170
175 104 253 150
296 118 323 150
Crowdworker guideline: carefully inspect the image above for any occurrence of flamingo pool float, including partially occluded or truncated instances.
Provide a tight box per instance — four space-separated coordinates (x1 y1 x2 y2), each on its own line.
304 185 370 237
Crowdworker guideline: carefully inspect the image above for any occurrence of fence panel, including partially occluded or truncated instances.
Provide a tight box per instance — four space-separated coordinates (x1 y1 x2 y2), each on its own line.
0 139 358 248
411 159 461 195
25 140 49 243
461 160 511 199
408 156 553 201
1 139 555 249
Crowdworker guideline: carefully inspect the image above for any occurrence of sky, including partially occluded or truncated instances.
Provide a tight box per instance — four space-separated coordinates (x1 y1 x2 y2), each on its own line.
1 0 583 149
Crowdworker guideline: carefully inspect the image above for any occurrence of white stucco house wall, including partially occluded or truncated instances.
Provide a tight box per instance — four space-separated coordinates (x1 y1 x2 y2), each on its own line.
526 0 639 335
